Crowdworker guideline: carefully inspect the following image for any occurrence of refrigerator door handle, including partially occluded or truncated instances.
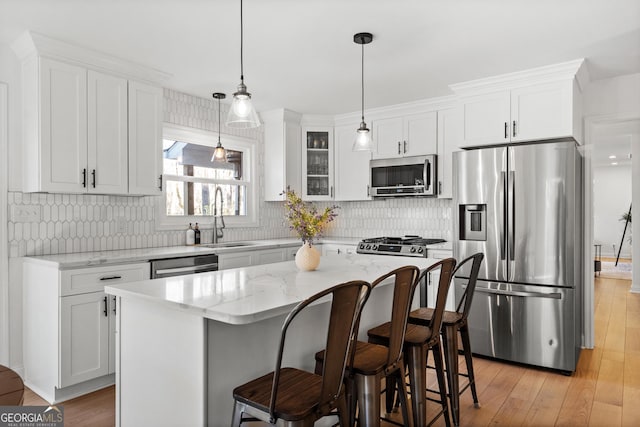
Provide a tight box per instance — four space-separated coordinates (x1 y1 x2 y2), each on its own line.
500 171 507 260
475 287 562 300
508 171 515 261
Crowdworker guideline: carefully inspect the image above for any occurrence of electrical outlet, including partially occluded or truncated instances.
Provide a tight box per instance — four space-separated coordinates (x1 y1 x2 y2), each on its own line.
11 205 41 222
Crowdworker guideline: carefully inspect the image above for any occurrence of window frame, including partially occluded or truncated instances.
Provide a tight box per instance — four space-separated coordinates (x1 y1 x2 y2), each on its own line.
156 123 259 230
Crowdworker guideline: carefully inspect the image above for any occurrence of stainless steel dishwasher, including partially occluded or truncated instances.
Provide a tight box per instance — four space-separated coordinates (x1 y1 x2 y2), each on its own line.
150 254 219 279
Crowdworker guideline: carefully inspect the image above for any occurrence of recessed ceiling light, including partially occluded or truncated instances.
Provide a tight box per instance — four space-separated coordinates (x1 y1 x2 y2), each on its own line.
611 162 618 165
609 155 616 159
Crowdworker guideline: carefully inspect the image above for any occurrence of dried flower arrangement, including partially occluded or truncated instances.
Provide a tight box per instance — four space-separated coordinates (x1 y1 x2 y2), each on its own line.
282 189 339 244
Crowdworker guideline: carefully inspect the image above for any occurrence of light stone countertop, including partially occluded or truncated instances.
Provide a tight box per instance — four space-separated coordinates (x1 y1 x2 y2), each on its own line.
105 254 439 325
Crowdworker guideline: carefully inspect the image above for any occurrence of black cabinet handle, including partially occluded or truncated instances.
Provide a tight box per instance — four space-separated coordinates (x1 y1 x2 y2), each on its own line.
103 296 108 317
113 296 117 315
91 169 96 188
158 175 163 191
513 120 517 137
504 122 508 139
397 141 401 155
99 275 122 281
403 140 407 153
82 169 87 188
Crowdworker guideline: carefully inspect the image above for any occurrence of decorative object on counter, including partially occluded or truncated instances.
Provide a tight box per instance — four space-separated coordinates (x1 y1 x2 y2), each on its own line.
211 93 227 162
186 223 195 246
283 189 339 271
226 0 260 128
194 223 201 245
352 32 374 151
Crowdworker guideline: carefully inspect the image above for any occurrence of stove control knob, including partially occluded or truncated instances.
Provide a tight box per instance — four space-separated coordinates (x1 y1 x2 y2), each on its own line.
359 243 365 250
417 247 424 254
410 247 417 253
372 244 378 250
366 244 371 250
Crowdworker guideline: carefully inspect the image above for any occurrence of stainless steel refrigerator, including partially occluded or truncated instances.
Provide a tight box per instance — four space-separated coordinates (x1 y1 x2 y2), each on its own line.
453 140 583 373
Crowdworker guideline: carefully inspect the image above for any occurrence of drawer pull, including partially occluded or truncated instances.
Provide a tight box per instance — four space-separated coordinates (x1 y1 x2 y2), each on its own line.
113 296 117 315
103 296 108 317
99 275 122 281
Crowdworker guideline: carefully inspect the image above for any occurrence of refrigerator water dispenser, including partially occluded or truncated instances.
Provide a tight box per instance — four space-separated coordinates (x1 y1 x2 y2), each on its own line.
459 204 486 241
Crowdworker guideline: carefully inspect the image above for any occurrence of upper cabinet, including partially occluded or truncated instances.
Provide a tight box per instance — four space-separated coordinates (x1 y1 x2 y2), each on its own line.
334 123 371 201
262 109 302 201
436 107 462 199
12 31 169 195
302 127 334 201
451 59 587 148
372 112 437 159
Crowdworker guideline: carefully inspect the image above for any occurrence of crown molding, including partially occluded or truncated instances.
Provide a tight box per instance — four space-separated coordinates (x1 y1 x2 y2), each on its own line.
259 108 302 124
449 58 588 96
11 31 172 85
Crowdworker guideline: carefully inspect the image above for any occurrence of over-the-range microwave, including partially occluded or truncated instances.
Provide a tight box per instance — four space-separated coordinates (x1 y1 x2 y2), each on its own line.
370 154 437 198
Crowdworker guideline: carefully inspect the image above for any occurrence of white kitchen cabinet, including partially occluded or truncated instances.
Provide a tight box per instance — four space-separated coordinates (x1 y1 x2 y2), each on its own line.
127 81 163 195
302 127 334 200
60 291 111 387
18 51 163 195
22 260 149 403
436 107 462 199
372 112 437 159
218 246 298 270
425 249 455 311
262 109 302 201
453 60 586 148
334 123 371 201
321 243 357 257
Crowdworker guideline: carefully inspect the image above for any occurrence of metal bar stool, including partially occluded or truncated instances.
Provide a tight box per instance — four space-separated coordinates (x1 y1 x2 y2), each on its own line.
314 265 421 427
408 252 484 427
368 258 457 427
231 280 371 426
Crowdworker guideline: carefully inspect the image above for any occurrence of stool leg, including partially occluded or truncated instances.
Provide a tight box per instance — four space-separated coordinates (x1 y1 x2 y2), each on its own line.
385 374 396 414
443 325 460 426
431 342 451 427
460 324 480 408
394 366 415 427
336 393 350 427
406 345 427 427
355 373 381 427
231 400 243 427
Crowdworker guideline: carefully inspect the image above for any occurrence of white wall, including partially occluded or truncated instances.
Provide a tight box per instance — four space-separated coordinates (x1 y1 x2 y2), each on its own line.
593 164 632 257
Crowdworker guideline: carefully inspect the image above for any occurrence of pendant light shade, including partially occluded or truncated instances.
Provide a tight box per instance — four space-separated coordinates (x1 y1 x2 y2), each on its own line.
211 93 227 162
352 32 373 151
226 0 260 128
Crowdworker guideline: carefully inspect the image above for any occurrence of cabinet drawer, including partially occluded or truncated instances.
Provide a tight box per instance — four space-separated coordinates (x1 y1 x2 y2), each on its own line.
427 249 452 260
60 262 150 296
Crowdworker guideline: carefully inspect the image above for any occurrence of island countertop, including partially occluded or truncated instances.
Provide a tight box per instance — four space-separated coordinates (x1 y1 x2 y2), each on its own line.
105 254 439 325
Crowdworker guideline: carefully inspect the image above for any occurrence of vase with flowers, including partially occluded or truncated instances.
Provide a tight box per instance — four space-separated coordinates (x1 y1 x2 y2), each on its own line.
283 189 339 271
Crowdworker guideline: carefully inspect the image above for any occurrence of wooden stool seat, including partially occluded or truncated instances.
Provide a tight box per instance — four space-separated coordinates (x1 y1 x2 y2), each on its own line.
368 322 434 346
233 368 323 421
316 341 389 376
0 365 24 406
410 307 463 326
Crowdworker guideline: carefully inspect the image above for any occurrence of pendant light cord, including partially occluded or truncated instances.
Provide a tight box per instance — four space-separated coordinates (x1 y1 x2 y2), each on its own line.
360 37 365 123
218 97 222 142
240 0 244 84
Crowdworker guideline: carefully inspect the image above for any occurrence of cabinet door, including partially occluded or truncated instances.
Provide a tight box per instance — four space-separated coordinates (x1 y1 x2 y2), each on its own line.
218 252 254 270
60 292 109 387
302 128 334 200
510 82 573 142
460 91 510 148
108 295 117 374
263 112 302 201
334 123 371 201
128 81 163 195
39 58 88 193
322 244 357 257
404 112 437 156
87 70 128 194
436 108 462 199
254 249 286 265
372 116 403 159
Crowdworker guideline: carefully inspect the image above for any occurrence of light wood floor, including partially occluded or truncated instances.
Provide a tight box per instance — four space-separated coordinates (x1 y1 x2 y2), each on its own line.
23 274 639 427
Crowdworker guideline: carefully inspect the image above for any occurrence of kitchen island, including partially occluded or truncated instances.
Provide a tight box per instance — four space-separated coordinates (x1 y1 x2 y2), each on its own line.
105 254 439 427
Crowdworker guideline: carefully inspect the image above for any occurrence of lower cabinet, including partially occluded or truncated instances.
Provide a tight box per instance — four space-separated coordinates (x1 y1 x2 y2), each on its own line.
321 243 357 257
22 260 149 403
218 246 298 270
425 249 455 311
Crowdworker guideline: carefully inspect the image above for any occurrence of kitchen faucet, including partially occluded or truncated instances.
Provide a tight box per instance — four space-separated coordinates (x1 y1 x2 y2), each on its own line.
212 187 225 243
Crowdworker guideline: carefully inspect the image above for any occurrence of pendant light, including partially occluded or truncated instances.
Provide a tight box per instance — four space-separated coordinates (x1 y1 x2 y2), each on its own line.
226 0 260 128
211 93 227 162
352 32 373 151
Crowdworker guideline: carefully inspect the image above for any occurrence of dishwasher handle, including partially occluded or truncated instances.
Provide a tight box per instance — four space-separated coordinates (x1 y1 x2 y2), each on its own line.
154 263 218 277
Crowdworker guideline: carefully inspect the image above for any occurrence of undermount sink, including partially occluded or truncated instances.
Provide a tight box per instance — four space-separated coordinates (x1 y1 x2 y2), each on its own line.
200 242 257 249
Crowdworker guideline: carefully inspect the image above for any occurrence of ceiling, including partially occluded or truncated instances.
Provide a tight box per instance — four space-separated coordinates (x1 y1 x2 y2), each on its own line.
1 0 640 117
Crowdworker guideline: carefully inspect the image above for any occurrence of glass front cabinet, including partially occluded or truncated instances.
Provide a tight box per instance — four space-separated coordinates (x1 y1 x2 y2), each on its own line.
302 127 334 200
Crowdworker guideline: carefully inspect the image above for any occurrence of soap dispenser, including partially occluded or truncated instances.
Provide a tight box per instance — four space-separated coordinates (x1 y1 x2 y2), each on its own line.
186 223 195 246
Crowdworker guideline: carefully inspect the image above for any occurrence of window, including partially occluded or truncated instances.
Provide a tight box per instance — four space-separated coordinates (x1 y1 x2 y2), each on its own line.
158 124 257 229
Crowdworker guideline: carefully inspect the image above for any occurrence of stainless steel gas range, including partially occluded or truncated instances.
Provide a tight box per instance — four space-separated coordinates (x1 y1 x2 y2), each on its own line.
356 236 446 257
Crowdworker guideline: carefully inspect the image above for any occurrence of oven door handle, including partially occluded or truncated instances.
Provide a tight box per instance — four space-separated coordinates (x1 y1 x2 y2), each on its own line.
154 263 218 276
